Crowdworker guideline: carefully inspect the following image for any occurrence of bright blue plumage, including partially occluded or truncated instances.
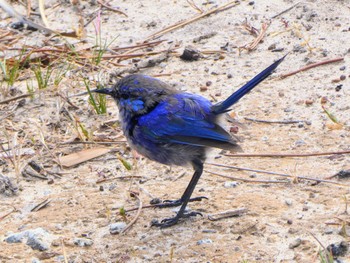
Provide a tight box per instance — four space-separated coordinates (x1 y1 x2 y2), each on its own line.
138 93 232 146
92 56 285 227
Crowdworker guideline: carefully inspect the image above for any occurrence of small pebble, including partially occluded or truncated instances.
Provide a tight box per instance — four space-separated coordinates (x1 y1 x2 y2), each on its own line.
197 238 213 245
109 222 127 234
324 228 333 235
285 199 293 206
268 43 276 50
5 228 53 251
305 99 314 105
288 228 298 234
336 170 350 179
327 241 348 258
335 85 342 92
150 198 161 205
261 136 269 141
293 45 307 53
74 238 93 247
51 239 60 247
321 96 328 104
339 65 346 71
287 219 293 225
109 183 117 191
224 181 239 188
272 48 285 52
340 75 346 80
294 140 306 146
180 46 201 61
289 238 302 249
200 86 208 92
202 229 217 233
47 178 54 185
206 81 212 87
230 126 239 134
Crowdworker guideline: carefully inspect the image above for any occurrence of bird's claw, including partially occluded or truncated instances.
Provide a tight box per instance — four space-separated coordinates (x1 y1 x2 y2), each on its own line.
151 211 203 228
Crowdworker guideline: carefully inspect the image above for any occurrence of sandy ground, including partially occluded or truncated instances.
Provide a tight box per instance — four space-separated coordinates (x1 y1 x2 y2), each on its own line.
1 0 350 262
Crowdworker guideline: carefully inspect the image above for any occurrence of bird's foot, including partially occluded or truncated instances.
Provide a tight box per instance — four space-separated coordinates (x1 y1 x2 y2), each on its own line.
153 196 208 208
151 211 203 228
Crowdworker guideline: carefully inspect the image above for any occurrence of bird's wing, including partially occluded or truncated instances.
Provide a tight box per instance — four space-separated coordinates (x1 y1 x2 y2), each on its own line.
136 94 237 150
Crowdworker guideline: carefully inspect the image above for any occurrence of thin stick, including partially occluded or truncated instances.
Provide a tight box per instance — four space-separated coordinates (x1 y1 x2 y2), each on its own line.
111 40 165 51
120 191 142 234
208 208 247 221
38 0 50 28
60 238 68 263
244 22 269 51
0 207 17 221
244 117 304 124
205 170 289 184
207 163 348 187
225 150 350 158
81 48 177 59
59 141 125 145
0 93 31 105
96 0 127 17
125 204 156 213
308 231 329 254
144 0 239 41
280 57 344 79
96 175 143 184
271 1 301 19
187 0 203 13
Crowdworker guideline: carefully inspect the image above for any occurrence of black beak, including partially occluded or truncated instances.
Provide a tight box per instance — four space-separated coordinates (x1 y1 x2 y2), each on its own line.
90 88 114 96
71 88 114 97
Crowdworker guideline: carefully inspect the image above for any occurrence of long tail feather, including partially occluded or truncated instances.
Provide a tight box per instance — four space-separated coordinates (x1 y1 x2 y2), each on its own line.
211 55 286 114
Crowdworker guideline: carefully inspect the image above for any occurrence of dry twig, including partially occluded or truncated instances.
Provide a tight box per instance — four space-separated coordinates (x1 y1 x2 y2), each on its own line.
144 0 240 41
244 117 304 124
225 150 350 158
280 57 344 79
96 0 127 17
120 191 142 234
31 198 51 212
271 1 301 19
208 208 247 221
243 22 270 51
0 207 17 221
205 170 289 184
0 94 31 105
207 163 348 187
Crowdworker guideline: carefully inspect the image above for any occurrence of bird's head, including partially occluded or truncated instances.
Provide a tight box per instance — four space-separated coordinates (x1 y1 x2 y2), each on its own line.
92 74 177 115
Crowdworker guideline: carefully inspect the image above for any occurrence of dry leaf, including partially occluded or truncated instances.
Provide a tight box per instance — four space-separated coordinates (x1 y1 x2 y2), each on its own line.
59 148 110 167
326 122 343 130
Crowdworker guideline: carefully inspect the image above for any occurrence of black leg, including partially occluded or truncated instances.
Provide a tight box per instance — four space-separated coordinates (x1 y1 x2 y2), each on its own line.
152 159 204 228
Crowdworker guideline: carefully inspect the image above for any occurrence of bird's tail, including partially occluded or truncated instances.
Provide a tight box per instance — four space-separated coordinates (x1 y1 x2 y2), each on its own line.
211 55 286 115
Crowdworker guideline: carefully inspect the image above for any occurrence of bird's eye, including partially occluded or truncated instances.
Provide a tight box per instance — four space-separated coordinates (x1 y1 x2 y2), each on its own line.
121 94 129 99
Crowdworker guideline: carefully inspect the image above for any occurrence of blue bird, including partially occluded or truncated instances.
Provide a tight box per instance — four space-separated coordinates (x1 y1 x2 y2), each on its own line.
90 56 285 227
